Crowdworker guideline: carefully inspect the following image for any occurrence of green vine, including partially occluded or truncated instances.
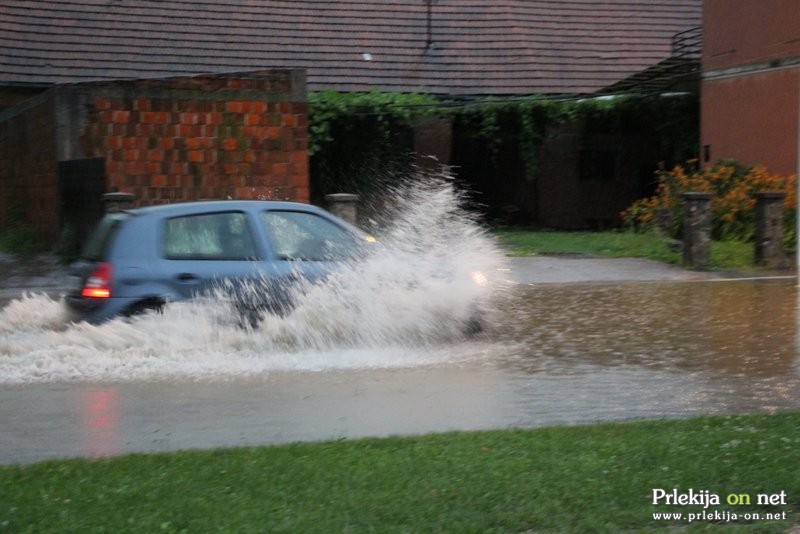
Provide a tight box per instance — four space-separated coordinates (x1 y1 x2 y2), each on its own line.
308 91 441 156
307 91 698 201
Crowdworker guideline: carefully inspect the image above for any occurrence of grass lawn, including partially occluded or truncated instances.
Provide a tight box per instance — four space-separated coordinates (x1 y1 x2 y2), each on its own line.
494 228 758 271
1 412 797 533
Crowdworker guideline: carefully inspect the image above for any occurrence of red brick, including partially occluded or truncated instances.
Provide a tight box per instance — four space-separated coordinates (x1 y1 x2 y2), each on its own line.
185 138 202 150
142 111 170 124
250 101 267 114
105 137 123 150
282 114 295 127
294 185 310 203
244 113 261 127
235 187 257 199
152 175 167 187
188 150 204 163
226 101 245 113
272 163 289 175
290 151 307 166
160 138 174 150
180 112 198 125
95 98 112 110
222 138 238 151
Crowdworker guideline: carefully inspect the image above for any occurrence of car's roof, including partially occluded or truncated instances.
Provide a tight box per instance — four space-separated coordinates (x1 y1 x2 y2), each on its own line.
125 200 325 218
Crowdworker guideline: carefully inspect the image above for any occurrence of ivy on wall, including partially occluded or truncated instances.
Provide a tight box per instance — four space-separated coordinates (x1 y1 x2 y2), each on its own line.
308 90 699 205
308 91 440 203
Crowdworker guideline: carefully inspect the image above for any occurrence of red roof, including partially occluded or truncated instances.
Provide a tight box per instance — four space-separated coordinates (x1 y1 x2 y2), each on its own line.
0 0 701 95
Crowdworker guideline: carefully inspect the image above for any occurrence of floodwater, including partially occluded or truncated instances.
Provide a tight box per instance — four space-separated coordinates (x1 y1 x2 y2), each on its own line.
1 178 799 464
1 279 798 465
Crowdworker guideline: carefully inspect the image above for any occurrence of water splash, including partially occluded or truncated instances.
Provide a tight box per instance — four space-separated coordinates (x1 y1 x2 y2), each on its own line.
0 174 509 384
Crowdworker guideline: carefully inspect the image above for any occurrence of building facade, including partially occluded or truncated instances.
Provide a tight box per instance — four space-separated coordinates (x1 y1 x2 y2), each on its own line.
701 0 800 175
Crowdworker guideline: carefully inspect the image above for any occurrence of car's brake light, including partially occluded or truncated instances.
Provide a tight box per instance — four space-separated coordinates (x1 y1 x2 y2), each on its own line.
81 263 112 298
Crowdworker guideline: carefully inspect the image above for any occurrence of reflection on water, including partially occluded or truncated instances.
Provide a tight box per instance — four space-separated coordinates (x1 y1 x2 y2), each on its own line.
81 389 121 458
482 279 800 427
497 280 799 378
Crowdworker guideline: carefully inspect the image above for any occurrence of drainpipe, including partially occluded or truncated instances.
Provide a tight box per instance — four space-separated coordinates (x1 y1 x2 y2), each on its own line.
797 81 800 284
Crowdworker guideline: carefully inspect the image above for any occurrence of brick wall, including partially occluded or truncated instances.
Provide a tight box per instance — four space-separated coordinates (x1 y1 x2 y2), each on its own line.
0 93 58 241
73 70 309 205
0 69 309 244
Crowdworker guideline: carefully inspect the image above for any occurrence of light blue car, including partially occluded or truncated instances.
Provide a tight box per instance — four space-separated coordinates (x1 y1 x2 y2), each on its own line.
64 200 375 324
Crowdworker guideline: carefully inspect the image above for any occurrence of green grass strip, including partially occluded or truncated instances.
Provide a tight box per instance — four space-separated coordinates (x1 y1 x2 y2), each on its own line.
494 228 757 270
1 412 798 532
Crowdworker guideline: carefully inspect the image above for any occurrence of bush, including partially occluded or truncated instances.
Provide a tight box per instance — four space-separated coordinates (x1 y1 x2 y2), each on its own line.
0 223 49 254
622 160 797 243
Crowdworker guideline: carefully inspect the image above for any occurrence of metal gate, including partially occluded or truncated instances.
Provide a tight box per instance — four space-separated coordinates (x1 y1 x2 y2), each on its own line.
57 157 106 254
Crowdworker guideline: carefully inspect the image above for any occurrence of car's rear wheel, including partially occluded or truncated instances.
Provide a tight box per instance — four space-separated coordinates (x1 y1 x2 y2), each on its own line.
124 298 165 318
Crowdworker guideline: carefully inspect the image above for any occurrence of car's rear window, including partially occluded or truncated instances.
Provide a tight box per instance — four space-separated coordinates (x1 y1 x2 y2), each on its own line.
82 213 130 261
163 211 259 260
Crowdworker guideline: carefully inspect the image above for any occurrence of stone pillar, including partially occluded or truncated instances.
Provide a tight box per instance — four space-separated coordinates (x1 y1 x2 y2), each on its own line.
326 193 360 225
103 191 136 212
754 191 786 268
682 192 713 269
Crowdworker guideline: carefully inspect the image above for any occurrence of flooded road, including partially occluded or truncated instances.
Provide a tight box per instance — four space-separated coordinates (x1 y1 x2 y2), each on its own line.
1 277 798 465
1 179 797 464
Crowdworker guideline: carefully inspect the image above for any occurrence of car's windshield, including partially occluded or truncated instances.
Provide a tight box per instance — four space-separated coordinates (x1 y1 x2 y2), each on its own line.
82 213 130 261
260 210 360 261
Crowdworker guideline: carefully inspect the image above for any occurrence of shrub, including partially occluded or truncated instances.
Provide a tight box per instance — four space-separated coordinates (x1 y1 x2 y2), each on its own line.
0 223 49 254
622 160 797 243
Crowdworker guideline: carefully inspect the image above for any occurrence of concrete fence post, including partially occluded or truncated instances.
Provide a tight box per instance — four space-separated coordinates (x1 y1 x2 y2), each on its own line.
682 192 713 269
753 191 786 268
103 191 136 212
325 193 360 226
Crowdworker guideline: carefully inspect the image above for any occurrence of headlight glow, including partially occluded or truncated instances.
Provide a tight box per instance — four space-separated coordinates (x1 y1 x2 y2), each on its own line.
471 271 488 286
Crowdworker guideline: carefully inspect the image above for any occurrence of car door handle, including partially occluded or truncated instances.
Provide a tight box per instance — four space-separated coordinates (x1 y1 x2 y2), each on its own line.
176 273 200 282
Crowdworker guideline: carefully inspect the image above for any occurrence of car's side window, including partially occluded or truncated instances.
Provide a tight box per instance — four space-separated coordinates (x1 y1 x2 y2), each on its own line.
260 211 358 261
164 212 258 260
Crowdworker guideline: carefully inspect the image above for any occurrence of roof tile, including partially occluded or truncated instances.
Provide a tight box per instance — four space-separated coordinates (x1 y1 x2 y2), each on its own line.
0 0 701 95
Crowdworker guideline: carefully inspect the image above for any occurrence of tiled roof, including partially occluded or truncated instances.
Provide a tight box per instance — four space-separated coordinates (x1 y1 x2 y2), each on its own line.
0 0 701 96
